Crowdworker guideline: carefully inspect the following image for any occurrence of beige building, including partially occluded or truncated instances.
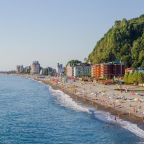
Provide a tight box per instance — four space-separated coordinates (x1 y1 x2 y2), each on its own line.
66 63 91 78
66 64 74 77
30 61 40 74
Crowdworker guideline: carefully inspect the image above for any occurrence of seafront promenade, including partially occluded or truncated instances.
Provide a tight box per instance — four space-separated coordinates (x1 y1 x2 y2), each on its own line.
24 75 144 123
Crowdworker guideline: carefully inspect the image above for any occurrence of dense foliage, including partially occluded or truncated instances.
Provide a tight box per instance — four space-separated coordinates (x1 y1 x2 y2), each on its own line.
124 72 144 84
66 60 82 66
88 15 144 68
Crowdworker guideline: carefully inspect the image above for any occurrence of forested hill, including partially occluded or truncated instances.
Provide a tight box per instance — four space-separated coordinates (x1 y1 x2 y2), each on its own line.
88 15 144 68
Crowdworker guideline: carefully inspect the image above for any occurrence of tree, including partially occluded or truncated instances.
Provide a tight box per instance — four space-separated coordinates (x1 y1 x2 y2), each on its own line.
124 72 129 84
66 60 81 66
137 72 144 83
88 15 144 68
132 71 138 84
127 73 133 84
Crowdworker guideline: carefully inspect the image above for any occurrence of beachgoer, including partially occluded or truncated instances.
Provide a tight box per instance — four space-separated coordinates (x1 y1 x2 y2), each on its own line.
115 116 117 121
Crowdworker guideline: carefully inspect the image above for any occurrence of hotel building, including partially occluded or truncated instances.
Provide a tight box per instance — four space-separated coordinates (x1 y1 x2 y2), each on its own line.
91 63 125 79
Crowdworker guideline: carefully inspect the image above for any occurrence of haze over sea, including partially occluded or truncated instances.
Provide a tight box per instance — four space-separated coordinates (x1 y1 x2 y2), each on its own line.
0 75 143 144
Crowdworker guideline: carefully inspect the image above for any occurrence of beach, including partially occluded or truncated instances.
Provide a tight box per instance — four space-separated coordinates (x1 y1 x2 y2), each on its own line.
24 75 144 123
1 74 144 143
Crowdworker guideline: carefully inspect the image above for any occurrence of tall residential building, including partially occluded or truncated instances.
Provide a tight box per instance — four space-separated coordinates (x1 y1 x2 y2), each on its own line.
30 61 40 74
41 67 56 76
57 63 64 76
16 65 24 73
47 67 56 76
24 66 31 74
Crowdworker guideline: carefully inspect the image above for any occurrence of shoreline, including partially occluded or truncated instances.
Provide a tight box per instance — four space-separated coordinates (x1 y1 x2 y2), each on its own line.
10 74 144 124
32 76 144 124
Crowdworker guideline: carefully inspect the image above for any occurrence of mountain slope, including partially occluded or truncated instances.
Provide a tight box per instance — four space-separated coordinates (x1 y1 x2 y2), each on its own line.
88 15 144 67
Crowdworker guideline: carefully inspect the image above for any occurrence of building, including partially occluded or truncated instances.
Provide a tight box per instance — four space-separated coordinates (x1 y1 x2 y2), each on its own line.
57 63 64 76
66 63 91 78
113 64 124 76
30 61 40 74
91 63 125 79
137 67 144 73
16 65 24 73
73 64 91 77
125 68 134 73
66 61 82 77
47 67 56 76
91 64 101 79
41 68 48 75
24 66 31 74
100 63 114 78
66 63 74 77
46 67 56 76
41 67 56 76
16 65 31 74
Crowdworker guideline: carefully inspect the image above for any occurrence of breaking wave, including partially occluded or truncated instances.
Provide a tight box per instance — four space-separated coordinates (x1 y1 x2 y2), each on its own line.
92 110 144 139
49 86 89 113
49 86 144 139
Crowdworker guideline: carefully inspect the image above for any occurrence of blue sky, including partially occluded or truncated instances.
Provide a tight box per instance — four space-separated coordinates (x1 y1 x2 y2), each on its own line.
0 0 144 70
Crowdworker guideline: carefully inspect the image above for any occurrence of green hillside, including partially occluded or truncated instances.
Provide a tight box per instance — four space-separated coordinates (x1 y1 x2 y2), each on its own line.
88 15 144 68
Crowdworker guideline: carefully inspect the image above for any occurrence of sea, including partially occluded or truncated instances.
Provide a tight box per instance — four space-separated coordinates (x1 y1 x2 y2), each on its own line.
0 75 144 144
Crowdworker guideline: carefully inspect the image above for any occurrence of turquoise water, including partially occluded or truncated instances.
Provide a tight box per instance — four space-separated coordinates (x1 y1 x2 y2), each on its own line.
0 75 143 144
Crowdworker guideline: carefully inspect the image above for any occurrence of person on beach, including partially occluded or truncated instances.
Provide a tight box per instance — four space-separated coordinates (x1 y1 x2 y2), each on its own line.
115 116 117 121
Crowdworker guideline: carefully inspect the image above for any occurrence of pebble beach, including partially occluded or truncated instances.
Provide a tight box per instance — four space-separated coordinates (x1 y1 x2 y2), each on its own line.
26 75 144 123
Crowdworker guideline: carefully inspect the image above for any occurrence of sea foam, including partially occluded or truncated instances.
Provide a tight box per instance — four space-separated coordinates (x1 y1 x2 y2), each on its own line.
49 86 144 139
92 110 144 139
49 87 89 113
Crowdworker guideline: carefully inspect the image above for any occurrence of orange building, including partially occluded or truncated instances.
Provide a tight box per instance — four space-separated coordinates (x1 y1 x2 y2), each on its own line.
91 63 125 79
91 64 101 79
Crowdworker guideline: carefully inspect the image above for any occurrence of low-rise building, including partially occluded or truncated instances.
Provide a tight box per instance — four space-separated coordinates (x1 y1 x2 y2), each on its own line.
73 64 91 77
137 67 144 73
66 62 91 78
91 64 101 79
66 60 82 77
66 63 74 77
91 63 125 79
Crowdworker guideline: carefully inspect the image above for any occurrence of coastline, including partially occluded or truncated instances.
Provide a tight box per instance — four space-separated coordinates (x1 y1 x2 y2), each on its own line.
31 76 144 124
12 74 144 124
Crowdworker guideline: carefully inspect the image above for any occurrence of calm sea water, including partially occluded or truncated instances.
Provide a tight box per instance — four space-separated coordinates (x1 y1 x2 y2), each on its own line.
0 75 143 144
